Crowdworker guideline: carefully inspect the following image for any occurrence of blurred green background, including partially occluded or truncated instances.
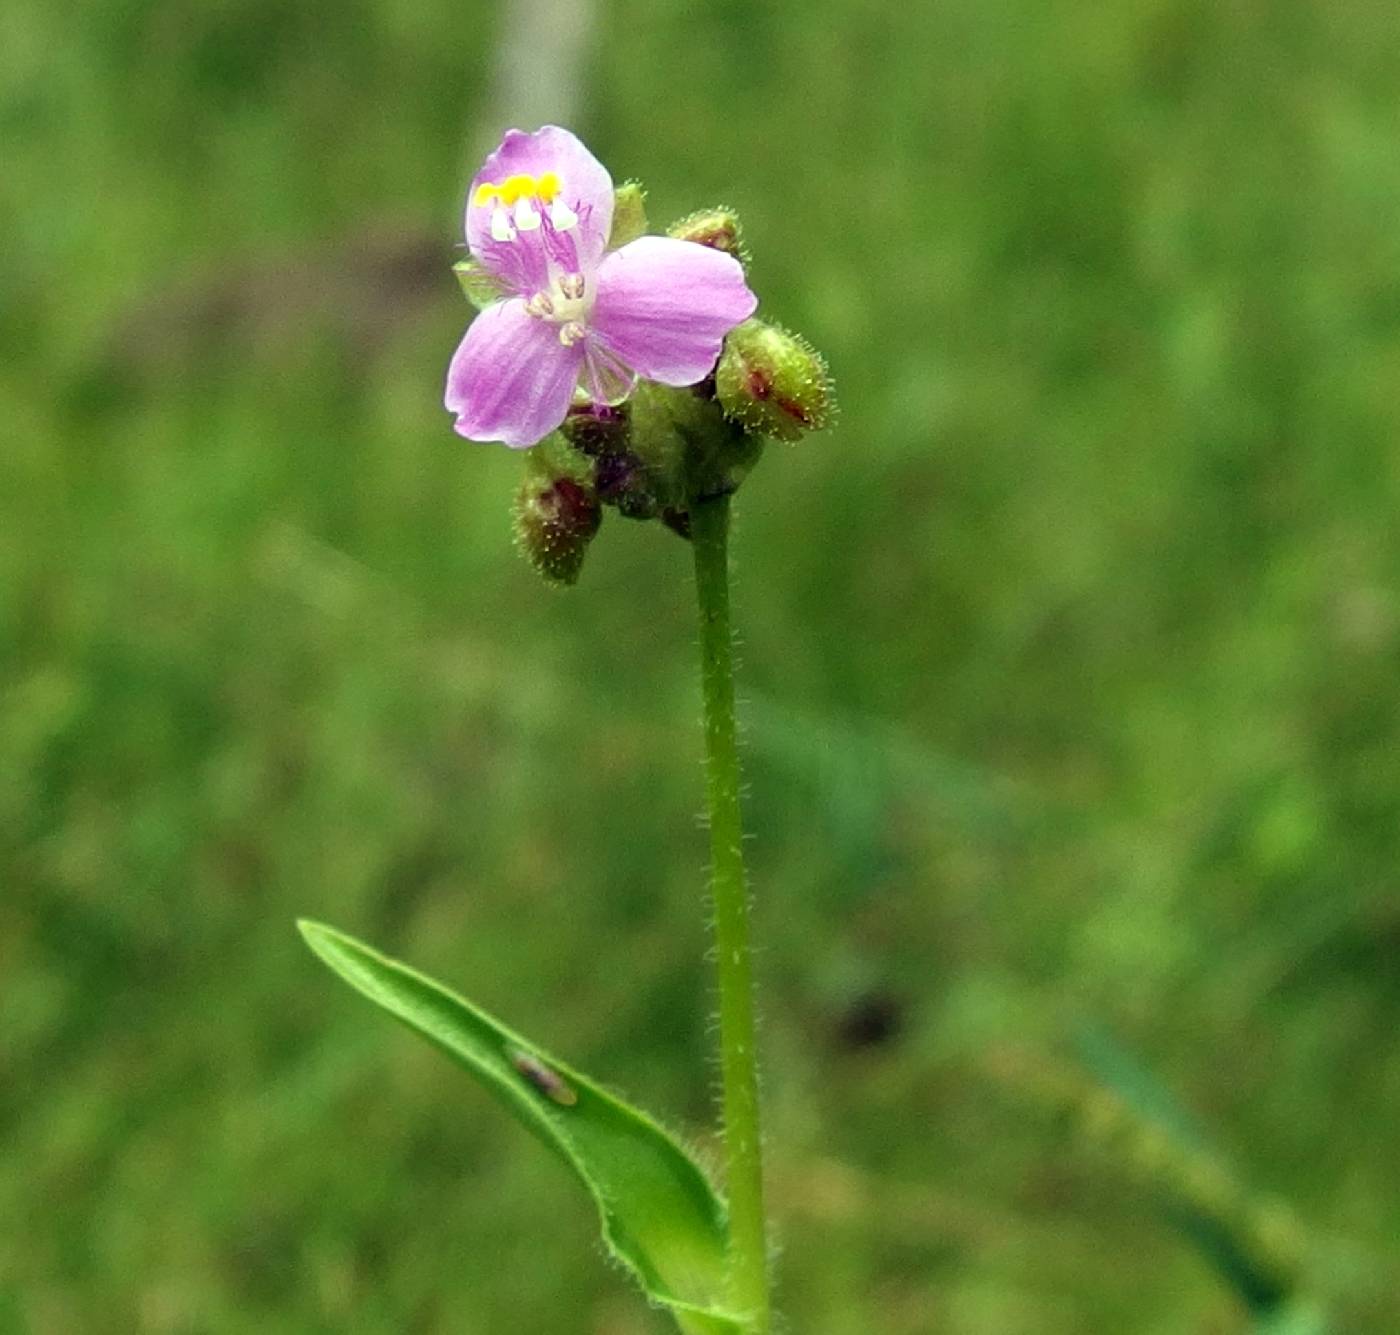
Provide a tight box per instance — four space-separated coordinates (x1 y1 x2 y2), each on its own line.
4 0 1400 1330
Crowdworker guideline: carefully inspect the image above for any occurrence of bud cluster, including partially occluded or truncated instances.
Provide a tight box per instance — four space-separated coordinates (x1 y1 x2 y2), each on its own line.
504 190 834 585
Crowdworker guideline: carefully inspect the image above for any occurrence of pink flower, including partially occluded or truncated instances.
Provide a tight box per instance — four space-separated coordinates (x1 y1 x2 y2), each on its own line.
444 127 758 448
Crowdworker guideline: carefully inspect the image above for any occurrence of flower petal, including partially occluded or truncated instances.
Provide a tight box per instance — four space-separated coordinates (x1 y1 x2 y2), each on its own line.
445 299 585 448
466 126 614 288
588 237 758 386
580 339 639 407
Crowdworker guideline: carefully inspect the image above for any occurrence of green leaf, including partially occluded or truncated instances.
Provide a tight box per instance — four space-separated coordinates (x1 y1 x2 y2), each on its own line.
1252 1303 1329 1335
1074 1025 1306 1319
298 921 742 1334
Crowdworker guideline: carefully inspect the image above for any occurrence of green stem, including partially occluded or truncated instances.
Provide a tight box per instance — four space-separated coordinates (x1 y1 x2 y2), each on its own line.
690 494 771 1335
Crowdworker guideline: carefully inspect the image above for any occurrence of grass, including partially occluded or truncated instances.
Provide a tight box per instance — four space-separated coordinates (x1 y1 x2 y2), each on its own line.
4 0 1400 1329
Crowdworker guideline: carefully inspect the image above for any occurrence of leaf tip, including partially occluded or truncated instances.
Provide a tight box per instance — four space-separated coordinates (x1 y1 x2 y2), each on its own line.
296 918 342 962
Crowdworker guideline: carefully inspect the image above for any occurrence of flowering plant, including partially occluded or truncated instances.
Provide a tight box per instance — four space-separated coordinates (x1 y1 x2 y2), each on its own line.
303 126 833 1335
299 122 1318 1335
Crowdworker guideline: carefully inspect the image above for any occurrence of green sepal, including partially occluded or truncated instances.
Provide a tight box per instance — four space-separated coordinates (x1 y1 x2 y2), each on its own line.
532 429 596 487
609 182 649 249
628 382 764 520
453 258 508 310
298 921 744 1334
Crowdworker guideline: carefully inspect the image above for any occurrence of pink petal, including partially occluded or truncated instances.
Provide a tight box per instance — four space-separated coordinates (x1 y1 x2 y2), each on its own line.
445 299 585 448
588 237 758 386
575 335 638 406
466 126 614 289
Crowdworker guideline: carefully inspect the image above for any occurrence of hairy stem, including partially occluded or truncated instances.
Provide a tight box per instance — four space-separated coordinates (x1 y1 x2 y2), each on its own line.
690 494 770 1334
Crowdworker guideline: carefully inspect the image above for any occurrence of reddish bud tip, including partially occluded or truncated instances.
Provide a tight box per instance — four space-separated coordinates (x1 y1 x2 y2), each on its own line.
715 319 834 442
513 474 602 586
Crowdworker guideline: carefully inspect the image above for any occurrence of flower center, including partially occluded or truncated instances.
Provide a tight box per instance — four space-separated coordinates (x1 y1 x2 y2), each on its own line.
472 171 579 243
472 170 595 344
523 272 592 345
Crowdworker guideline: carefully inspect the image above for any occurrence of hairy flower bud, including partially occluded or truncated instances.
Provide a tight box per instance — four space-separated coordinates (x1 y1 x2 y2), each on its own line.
560 403 630 458
667 208 746 265
512 445 602 586
609 182 649 249
715 319 834 442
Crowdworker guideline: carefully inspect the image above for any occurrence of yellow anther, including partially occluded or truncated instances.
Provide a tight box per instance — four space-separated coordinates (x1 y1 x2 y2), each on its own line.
499 174 535 205
473 171 564 215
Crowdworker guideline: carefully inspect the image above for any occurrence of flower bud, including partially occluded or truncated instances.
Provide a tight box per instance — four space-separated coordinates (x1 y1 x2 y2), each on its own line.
512 446 602 586
715 319 834 442
560 404 663 521
560 402 630 458
667 207 746 264
609 182 649 249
